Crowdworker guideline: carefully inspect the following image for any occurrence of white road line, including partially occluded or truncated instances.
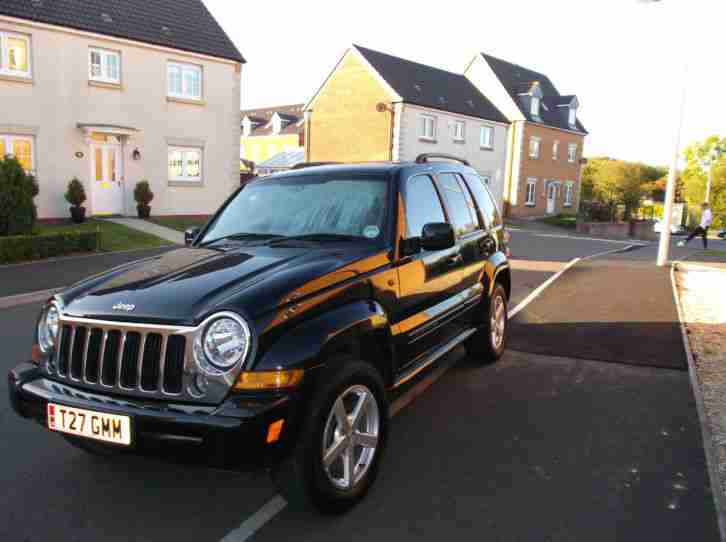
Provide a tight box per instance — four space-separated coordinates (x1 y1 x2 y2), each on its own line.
0 287 64 309
517 231 648 246
507 257 581 319
580 244 639 261
670 263 726 541
220 495 288 542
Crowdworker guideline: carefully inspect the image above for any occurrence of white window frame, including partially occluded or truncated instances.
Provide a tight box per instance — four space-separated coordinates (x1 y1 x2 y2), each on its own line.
419 114 436 141
568 107 577 126
530 96 540 117
529 137 541 159
564 182 574 207
525 178 537 206
167 61 203 101
89 47 121 84
168 146 203 183
552 140 559 160
0 31 32 78
480 125 494 149
453 120 465 142
568 143 578 163
0 134 35 171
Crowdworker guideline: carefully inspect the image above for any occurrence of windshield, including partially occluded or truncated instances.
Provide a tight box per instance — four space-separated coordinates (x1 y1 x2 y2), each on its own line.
200 175 389 245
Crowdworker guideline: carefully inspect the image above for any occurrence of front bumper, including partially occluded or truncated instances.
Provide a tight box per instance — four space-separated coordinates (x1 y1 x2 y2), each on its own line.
8 362 301 468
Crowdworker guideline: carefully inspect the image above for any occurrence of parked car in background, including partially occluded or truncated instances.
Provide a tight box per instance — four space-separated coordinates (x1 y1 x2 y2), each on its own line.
9 154 511 514
718 229 726 239
654 219 685 235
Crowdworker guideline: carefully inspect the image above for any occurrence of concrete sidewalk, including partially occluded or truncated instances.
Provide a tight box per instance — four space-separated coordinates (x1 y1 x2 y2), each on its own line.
103 218 185 245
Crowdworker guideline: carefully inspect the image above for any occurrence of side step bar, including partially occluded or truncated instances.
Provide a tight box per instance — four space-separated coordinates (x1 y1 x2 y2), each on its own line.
392 328 477 389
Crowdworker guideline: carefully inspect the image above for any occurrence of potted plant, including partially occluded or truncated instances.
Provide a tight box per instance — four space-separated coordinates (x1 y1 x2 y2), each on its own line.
134 180 154 219
65 178 87 224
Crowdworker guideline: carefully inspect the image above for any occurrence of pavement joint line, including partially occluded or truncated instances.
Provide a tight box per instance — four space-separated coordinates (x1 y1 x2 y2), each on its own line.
0 287 65 310
221 257 581 541
579 244 640 261
671 262 726 541
526 232 650 246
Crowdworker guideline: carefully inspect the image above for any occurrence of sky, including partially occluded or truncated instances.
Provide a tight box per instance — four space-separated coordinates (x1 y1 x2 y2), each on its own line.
204 0 725 167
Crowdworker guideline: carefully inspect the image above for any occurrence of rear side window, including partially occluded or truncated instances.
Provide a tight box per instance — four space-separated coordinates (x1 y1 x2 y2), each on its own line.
403 175 446 238
464 174 502 229
436 173 478 237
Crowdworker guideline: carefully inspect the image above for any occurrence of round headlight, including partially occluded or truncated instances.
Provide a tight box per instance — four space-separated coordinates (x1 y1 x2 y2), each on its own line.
38 303 60 354
201 316 250 371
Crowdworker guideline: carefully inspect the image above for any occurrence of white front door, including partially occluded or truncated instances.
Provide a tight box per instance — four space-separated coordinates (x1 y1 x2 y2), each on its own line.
90 142 123 215
546 183 557 215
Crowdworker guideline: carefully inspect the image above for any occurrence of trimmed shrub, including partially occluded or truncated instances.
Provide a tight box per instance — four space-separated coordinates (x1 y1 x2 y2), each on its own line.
134 180 154 219
0 156 39 236
65 178 87 207
0 230 100 264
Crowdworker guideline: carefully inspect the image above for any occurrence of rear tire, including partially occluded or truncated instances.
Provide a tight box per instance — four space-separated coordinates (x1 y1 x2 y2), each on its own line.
465 283 508 363
271 358 388 514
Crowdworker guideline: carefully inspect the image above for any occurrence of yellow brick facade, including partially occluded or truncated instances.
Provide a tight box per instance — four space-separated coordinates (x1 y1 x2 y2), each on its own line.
306 51 394 162
241 134 301 166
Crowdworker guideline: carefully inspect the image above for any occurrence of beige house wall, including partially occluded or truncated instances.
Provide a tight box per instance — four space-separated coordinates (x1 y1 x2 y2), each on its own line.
0 17 241 218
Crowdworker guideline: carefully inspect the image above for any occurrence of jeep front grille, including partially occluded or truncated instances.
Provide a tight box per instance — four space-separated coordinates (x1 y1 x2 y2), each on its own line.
54 320 188 398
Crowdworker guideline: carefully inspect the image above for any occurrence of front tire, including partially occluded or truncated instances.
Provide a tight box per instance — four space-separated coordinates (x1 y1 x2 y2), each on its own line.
271 358 388 514
465 283 508 363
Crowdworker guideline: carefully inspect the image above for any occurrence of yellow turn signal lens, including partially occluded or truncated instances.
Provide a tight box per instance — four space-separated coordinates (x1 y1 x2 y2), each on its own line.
234 370 304 391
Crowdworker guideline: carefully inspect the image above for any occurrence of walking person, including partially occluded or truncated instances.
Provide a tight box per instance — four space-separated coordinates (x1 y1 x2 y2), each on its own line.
678 203 712 249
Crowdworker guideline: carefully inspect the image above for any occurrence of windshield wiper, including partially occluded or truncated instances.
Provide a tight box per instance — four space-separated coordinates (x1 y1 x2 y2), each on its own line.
199 233 284 247
266 233 362 245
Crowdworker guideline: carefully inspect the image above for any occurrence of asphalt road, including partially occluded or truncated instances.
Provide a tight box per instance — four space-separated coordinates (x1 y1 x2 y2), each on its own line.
0 230 719 541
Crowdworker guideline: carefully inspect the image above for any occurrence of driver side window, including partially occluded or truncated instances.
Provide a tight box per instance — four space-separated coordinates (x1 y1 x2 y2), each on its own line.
403 175 446 239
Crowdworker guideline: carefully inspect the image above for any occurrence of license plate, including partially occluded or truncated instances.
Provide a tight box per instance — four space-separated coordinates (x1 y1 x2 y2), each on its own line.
47 404 131 446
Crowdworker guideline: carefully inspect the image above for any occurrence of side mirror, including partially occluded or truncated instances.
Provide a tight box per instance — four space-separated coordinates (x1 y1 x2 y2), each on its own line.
420 222 455 251
184 227 201 246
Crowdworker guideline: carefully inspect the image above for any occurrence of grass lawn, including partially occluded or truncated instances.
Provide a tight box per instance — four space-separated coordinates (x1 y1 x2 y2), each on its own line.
148 216 209 232
35 219 171 252
540 214 578 230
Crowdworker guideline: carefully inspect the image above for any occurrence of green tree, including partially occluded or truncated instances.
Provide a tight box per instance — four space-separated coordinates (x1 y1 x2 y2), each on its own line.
681 136 726 228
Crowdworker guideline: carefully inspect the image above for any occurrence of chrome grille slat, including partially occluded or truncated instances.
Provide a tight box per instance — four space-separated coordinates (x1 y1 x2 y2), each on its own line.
52 316 194 402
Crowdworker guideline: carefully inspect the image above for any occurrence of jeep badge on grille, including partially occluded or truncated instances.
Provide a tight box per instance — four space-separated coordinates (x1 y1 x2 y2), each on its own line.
112 303 136 312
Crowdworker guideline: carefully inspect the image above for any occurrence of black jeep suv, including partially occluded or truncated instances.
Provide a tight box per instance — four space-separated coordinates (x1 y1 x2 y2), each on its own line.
9 154 511 513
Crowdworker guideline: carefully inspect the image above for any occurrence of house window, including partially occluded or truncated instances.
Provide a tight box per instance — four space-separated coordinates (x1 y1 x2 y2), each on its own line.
552 140 559 160
419 115 436 141
525 179 537 206
0 32 31 78
529 137 541 159
568 143 578 163
89 48 120 84
167 62 202 100
530 96 540 117
569 107 577 126
564 182 574 206
480 125 494 149
453 121 465 142
0 134 34 171
168 147 202 182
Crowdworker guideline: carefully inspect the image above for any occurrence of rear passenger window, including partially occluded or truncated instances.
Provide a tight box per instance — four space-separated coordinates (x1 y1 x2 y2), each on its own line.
464 174 502 229
436 173 478 237
403 175 446 238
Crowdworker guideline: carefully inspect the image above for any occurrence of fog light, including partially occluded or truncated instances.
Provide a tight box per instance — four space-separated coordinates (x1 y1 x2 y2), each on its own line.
234 370 304 391
194 373 209 395
266 419 285 444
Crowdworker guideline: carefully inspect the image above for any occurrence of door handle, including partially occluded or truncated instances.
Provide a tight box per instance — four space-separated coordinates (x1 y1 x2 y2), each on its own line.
446 253 463 266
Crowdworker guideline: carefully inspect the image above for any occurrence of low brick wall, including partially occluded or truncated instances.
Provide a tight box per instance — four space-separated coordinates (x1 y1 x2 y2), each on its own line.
576 220 657 242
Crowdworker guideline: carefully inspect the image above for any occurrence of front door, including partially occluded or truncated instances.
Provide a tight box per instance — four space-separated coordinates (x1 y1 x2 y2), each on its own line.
90 142 123 216
546 183 557 215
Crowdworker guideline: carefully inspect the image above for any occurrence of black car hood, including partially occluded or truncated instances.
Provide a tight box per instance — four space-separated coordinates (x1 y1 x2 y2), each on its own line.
60 244 377 324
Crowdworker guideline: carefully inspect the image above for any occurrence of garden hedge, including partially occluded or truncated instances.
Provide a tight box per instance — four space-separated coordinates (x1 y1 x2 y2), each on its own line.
0 230 100 264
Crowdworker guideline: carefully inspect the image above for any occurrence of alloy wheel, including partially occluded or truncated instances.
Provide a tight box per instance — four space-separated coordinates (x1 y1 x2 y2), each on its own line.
490 295 506 350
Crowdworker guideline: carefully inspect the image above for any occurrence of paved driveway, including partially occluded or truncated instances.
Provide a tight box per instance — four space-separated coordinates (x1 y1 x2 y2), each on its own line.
0 231 719 541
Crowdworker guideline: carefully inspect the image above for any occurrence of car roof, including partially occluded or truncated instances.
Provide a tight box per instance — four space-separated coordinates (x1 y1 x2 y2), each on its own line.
259 160 477 181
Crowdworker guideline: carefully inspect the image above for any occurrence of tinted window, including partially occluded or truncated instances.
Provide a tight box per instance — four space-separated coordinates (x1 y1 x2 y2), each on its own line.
464 174 502 229
403 175 446 238
437 173 478 237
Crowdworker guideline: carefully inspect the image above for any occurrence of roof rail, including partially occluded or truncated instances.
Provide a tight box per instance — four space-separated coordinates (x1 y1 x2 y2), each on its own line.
414 153 470 167
290 161 340 170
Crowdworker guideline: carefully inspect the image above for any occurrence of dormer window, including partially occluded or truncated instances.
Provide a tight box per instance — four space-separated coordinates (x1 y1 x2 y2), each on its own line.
271 114 282 135
242 117 252 137
568 107 577 127
530 96 540 118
